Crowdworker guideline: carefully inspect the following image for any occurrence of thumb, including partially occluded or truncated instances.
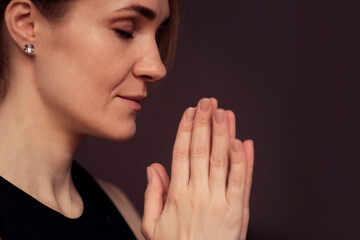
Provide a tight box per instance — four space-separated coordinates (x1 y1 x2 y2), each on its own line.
149 163 170 205
142 166 164 239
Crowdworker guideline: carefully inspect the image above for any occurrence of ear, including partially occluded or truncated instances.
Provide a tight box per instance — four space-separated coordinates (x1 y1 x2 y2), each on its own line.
4 0 38 54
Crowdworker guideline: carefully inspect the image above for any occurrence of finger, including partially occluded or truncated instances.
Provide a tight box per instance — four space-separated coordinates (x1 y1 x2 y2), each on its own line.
142 167 164 239
209 98 218 152
226 139 246 207
225 110 235 179
240 140 255 240
189 98 213 189
209 97 218 119
209 108 230 194
150 163 170 205
170 107 195 188
226 110 236 139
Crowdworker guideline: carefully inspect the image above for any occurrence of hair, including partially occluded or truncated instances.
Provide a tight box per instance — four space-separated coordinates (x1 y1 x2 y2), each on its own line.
0 0 179 102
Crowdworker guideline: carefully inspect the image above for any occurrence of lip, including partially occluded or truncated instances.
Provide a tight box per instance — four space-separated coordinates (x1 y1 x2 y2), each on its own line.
118 95 147 102
117 96 143 111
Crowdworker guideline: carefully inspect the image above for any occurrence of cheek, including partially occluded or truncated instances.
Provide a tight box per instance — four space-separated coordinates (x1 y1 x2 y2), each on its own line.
34 20 136 136
37 21 133 100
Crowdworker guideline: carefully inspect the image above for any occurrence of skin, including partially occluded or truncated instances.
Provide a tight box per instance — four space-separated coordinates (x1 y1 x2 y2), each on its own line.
0 0 168 218
143 100 254 240
0 0 254 239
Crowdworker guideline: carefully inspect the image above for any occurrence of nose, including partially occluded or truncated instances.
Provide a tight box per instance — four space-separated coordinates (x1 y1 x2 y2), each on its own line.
132 38 167 83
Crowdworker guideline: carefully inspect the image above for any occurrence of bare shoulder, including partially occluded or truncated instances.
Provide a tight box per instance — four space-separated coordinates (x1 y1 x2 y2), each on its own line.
95 178 144 240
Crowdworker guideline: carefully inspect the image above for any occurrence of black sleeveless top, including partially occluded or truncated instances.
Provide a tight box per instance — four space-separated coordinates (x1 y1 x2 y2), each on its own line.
0 161 137 240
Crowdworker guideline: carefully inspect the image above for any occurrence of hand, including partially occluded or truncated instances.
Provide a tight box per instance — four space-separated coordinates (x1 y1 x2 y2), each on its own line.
142 98 255 240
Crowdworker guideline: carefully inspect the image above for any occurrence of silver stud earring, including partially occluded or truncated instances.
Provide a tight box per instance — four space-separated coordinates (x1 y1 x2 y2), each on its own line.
24 43 35 55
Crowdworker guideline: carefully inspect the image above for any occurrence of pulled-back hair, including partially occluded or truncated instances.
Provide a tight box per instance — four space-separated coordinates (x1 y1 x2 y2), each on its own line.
0 0 179 102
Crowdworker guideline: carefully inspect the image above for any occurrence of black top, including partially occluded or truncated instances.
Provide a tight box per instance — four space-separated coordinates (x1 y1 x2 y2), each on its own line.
0 161 136 240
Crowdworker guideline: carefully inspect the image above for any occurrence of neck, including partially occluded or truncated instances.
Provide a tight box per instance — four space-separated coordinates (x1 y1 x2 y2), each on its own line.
0 74 84 218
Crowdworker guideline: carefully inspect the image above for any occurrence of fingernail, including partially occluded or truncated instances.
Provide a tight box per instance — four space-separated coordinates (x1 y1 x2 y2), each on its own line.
186 107 196 121
200 98 211 112
146 167 152 183
231 139 241 152
215 109 225 124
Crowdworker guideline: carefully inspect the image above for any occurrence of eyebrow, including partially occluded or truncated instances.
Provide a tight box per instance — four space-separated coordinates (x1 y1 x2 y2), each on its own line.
116 4 170 25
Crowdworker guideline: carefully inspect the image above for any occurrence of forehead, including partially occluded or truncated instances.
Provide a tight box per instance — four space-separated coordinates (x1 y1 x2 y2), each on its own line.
80 0 170 21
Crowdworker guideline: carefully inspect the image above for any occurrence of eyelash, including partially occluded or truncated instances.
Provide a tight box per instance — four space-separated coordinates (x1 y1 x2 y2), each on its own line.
115 26 166 41
115 29 134 39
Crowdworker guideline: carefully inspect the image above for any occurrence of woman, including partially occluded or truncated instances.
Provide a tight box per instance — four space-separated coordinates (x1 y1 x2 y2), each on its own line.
0 0 254 239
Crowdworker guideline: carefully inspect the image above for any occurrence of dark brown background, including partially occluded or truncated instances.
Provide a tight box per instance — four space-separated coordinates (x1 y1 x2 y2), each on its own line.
74 0 360 239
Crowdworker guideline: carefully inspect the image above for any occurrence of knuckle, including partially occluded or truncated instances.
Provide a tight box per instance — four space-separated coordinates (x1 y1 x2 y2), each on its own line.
167 187 186 208
194 116 210 125
167 193 181 208
210 155 225 168
190 145 207 158
178 122 193 133
172 147 188 161
213 127 228 137
229 176 244 187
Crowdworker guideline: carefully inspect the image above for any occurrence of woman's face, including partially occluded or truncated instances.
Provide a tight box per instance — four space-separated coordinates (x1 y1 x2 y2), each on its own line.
34 0 169 141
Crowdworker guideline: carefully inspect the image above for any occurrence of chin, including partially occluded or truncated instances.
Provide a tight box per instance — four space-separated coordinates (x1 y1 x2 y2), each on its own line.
96 122 137 142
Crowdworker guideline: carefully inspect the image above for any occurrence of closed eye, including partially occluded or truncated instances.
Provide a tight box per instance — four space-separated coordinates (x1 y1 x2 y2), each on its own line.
115 29 134 39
